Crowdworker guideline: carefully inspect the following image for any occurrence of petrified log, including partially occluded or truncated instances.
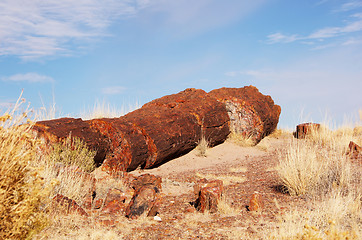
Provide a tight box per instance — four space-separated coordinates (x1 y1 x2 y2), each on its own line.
33 86 280 172
293 123 320 139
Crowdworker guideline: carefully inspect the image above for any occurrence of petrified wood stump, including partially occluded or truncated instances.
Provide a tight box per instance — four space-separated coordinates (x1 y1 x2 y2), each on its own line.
33 86 281 172
293 123 321 139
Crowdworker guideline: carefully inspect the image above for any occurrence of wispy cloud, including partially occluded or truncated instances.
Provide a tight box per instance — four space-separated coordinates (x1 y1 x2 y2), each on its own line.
267 18 362 44
338 1 362 12
267 2 362 46
1 72 54 83
101 86 125 95
0 0 148 59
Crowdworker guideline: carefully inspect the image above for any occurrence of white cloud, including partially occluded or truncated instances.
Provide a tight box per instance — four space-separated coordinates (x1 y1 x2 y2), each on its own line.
267 18 362 45
2 72 54 83
266 32 299 44
101 86 125 95
0 0 148 59
339 1 362 12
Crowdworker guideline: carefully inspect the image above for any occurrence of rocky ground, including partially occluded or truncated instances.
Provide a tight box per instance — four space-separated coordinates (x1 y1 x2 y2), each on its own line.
38 131 361 239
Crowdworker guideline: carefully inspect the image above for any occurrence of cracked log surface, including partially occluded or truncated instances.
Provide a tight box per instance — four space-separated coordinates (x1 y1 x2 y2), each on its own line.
33 86 281 172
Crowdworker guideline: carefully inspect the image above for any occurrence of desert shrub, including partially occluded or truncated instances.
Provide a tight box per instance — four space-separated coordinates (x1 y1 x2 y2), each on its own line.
227 132 256 147
47 134 96 173
0 99 48 239
277 139 352 196
267 191 361 239
195 136 210 157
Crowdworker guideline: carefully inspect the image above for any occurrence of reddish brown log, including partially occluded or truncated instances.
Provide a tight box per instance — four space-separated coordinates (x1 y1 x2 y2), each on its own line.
33 86 281 172
294 123 321 139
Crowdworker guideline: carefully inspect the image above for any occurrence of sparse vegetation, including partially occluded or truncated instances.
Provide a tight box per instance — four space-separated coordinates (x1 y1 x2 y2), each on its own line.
274 119 362 239
0 97 48 239
1 96 361 239
46 135 96 173
227 131 256 147
195 135 209 157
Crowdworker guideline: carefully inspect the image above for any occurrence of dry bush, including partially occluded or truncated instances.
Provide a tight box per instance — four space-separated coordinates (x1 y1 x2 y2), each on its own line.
274 119 362 239
277 139 353 196
47 135 96 173
0 98 48 239
268 128 292 139
227 132 256 147
267 191 361 239
195 136 209 157
217 196 241 216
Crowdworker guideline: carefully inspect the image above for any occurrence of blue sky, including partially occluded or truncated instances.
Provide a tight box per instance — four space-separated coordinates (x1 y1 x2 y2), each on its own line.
0 0 361 129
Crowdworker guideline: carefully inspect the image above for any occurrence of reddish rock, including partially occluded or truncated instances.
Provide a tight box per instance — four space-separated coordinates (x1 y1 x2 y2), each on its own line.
33 86 281 172
125 185 160 219
347 141 362 159
52 194 88 216
131 173 162 192
248 192 263 211
102 188 127 214
293 123 320 139
193 178 223 213
125 174 162 219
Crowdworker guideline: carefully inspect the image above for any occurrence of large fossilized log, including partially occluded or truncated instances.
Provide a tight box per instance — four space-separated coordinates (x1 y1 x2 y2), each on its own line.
33 86 281 172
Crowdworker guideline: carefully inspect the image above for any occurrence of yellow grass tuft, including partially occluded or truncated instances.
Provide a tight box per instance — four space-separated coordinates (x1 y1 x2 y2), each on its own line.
0 95 48 239
227 132 256 147
267 191 361 239
195 136 210 157
82 100 140 120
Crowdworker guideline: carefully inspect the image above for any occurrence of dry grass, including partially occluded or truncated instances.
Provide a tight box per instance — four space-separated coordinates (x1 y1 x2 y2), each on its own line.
195 172 246 186
46 134 96 173
195 135 209 157
274 116 362 239
267 191 361 239
227 132 256 147
82 100 140 120
277 123 358 196
0 96 48 239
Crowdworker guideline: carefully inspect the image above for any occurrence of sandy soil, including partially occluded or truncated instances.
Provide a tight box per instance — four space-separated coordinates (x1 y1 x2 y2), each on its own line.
120 135 312 239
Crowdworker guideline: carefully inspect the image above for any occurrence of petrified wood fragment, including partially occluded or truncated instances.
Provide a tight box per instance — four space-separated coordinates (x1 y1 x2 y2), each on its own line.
125 174 162 219
33 86 280 172
293 123 321 139
193 178 223 213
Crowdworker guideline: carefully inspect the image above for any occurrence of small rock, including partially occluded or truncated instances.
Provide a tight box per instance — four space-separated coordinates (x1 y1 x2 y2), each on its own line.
153 216 162 221
131 173 162 192
193 178 223 213
102 188 127 214
347 141 362 159
125 174 162 219
125 185 160 219
248 191 263 211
